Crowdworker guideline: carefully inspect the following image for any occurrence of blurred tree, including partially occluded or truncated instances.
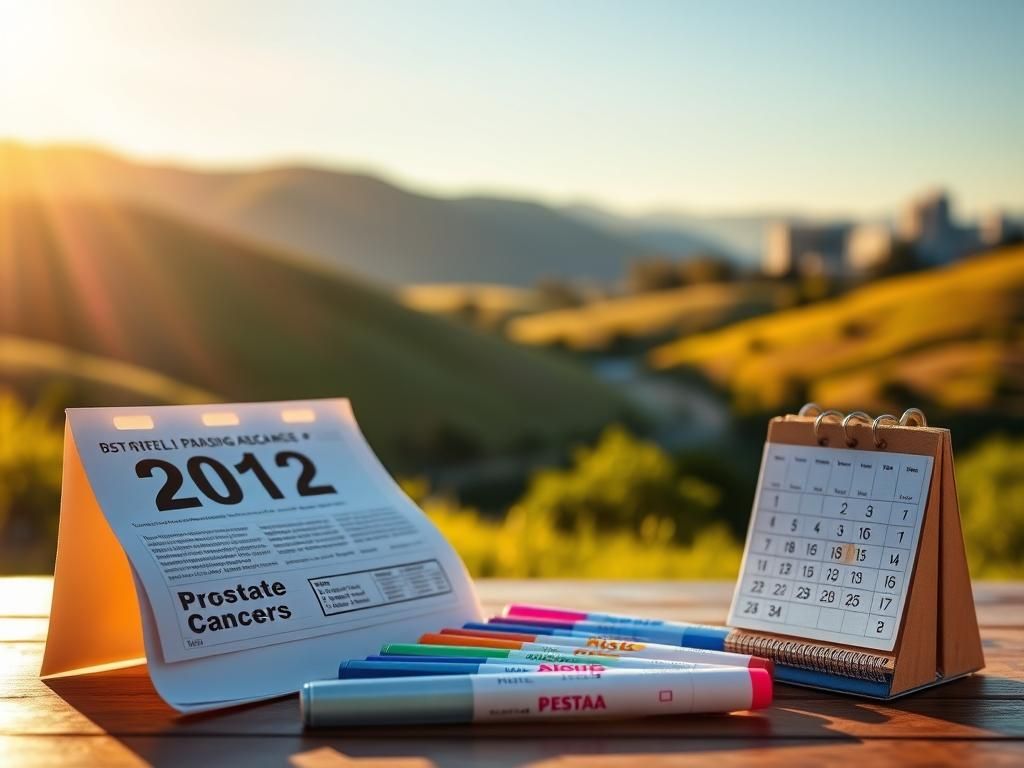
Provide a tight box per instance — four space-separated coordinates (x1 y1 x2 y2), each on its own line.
867 239 921 280
626 254 735 294
957 435 1024 577
0 392 64 572
626 257 683 293
678 254 736 284
515 425 718 543
534 278 583 310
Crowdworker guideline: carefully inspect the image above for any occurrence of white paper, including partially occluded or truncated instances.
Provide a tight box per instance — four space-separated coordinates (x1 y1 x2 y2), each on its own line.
66 398 481 710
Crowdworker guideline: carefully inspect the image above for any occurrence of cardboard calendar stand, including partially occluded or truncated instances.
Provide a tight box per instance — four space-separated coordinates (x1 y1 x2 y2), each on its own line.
41 400 483 712
744 414 985 697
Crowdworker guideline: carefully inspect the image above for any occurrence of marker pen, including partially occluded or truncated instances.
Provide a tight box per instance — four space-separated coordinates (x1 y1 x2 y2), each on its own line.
464 618 722 648
505 603 727 637
379 643 713 670
340 659 610 679
436 628 770 672
366 654 504 664
302 667 773 727
366 655 659 670
487 614 730 650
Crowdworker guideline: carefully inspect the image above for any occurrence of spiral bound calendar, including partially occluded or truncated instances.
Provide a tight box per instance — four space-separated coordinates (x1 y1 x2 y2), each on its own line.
724 405 985 699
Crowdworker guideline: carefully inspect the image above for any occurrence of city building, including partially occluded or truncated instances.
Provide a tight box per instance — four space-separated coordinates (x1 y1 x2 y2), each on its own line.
763 189 1016 279
764 222 849 277
899 190 965 265
845 223 894 272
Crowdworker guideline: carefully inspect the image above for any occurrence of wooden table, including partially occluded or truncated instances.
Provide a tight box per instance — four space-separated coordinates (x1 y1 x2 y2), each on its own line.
2 578 1022 766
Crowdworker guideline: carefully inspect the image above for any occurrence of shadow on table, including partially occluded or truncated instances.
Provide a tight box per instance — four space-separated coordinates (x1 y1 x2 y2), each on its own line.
45 669 1022 767
43 667 846 767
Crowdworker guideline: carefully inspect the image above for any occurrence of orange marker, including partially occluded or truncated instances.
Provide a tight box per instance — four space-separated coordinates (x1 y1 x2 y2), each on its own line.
421 629 773 673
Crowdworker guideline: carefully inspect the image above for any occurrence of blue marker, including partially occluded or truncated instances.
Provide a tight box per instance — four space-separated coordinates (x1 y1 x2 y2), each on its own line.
339 659 606 679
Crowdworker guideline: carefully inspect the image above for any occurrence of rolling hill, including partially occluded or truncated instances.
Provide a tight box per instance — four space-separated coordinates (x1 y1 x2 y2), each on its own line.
649 246 1024 415
1 142 649 286
0 198 632 468
399 283 541 331
0 335 218 406
506 282 791 351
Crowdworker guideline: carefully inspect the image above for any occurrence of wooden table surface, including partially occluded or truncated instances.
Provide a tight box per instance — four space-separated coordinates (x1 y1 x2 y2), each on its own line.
2 577 1022 767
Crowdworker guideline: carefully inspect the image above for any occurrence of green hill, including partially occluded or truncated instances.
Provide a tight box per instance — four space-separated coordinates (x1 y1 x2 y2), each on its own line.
649 246 1024 416
0 199 631 468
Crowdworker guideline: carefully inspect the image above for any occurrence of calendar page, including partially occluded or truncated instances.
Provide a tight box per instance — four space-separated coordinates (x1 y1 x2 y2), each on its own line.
727 441 934 652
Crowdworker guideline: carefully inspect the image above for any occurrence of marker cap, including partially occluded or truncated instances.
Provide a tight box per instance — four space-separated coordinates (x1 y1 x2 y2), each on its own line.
302 676 474 727
749 668 773 709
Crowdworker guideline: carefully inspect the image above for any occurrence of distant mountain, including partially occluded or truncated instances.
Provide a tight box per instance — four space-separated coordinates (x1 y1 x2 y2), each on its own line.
0 198 631 469
1 142 651 286
562 203 731 261
564 204 784 266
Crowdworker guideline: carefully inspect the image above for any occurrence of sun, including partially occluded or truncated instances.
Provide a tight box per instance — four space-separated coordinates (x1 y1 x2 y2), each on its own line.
0 2 59 68
0 1 75 136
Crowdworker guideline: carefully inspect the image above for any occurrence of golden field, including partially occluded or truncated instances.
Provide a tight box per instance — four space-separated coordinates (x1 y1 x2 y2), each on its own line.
650 246 1024 414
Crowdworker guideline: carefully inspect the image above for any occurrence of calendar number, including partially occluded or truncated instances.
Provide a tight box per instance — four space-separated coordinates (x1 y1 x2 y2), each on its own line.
731 443 931 652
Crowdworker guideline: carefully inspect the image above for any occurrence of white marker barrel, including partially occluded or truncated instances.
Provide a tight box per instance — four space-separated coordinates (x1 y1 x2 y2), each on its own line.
302 667 772 727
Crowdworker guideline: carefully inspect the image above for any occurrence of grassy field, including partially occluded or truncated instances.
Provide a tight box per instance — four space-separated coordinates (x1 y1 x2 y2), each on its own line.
0 199 631 469
399 283 541 329
649 246 1024 415
506 281 790 351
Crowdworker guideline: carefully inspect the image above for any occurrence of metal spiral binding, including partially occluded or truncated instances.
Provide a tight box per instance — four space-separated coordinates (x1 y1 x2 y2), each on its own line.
796 403 929 449
724 631 894 683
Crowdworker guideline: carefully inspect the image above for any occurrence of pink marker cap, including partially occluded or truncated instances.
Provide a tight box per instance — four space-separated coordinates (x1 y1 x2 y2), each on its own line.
503 604 588 622
748 668 773 710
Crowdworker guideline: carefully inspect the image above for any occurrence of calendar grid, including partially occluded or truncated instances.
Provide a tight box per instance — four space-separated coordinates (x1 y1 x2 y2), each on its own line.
728 442 934 652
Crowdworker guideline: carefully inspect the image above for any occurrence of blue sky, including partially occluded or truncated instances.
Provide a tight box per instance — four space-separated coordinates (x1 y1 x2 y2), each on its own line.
2 0 1022 215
